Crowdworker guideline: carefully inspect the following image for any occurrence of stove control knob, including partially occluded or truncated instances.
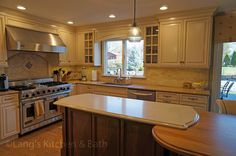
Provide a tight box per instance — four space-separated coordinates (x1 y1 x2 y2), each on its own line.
42 91 46 94
25 94 29 98
48 90 51 93
32 93 35 97
52 90 55 93
37 91 40 94
67 87 70 90
57 89 60 92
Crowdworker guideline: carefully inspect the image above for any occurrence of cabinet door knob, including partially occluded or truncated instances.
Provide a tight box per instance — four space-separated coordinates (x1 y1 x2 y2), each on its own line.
180 61 185 64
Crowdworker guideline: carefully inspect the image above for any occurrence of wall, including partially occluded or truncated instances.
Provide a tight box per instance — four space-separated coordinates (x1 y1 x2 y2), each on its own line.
0 6 210 87
75 16 210 88
74 66 209 88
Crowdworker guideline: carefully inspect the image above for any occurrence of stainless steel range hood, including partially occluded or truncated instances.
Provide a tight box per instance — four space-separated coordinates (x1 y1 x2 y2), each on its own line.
6 26 67 53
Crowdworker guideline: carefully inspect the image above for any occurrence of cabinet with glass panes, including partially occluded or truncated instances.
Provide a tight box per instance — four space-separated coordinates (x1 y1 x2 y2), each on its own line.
145 25 158 65
84 32 94 64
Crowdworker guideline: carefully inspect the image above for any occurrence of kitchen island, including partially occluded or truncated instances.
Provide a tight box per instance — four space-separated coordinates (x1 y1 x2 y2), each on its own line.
55 94 199 156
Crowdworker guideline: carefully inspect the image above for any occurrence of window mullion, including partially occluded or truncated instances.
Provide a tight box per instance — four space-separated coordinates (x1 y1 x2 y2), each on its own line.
123 40 126 76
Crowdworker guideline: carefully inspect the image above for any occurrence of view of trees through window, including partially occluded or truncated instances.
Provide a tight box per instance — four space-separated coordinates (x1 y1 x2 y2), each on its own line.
104 40 144 76
126 40 144 76
221 42 236 100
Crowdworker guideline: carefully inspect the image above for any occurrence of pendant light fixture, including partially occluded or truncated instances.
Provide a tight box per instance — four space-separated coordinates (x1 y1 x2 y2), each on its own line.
128 0 142 42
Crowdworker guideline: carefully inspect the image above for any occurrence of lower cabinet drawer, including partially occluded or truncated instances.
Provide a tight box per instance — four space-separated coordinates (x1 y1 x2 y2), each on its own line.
77 85 94 94
180 94 208 105
94 86 127 97
192 105 207 111
1 94 19 104
156 99 179 104
156 92 180 104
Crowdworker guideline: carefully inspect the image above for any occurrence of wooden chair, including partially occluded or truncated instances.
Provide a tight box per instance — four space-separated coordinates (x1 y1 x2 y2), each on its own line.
216 99 236 115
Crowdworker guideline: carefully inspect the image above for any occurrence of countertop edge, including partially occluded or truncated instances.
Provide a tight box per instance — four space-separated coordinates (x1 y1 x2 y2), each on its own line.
68 81 210 96
0 90 19 96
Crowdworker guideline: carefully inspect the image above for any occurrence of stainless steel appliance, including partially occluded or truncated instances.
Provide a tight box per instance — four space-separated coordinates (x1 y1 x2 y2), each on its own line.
6 26 66 53
9 78 71 134
0 74 9 91
128 89 156 101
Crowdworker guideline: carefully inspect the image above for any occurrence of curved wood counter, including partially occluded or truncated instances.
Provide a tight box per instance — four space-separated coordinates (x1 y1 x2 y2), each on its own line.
152 111 236 156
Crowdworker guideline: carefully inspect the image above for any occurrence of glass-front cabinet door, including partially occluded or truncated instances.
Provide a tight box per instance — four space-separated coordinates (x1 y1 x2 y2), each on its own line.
84 32 94 64
145 25 158 65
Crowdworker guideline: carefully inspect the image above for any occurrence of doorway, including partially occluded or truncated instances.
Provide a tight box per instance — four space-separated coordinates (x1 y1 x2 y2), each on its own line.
220 42 236 100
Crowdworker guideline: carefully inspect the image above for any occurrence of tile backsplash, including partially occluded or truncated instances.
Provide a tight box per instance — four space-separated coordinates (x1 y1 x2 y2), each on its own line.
78 66 209 88
6 52 50 81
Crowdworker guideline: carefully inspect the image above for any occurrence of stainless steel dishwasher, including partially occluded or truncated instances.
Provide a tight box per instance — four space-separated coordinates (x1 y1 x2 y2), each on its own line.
127 89 156 101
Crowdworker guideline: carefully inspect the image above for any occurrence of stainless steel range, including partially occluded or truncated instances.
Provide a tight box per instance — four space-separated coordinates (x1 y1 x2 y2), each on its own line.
9 78 71 135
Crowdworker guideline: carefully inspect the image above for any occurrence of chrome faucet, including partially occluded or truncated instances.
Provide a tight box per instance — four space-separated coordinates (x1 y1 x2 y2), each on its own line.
114 68 123 83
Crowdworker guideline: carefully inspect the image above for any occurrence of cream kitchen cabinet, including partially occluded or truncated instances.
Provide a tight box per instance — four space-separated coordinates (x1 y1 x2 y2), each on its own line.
159 21 184 66
158 16 212 68
70 84 78 96
93 85 127 97
0 14 7 67
59 29 78 65
77 84 94 94
184 18 211 68
74 84 127 97
156 91 180 104
77 31 101 66
156 91 209 111
0 93 20 142
180 94 209 111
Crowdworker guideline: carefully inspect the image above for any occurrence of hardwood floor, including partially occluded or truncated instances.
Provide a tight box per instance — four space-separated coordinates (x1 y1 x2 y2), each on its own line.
0 122 62 156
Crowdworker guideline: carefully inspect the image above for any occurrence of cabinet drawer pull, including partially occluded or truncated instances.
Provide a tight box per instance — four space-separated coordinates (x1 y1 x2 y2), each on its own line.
188 97 198 100
163 99 171 103
163 95 171 98
4 97 16 101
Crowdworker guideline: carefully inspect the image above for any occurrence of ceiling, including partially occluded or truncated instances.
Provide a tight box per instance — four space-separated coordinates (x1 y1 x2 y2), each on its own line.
0 0 236 26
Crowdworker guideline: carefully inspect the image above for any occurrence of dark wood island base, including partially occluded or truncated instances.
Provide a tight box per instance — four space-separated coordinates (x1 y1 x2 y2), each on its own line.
61 108 175 156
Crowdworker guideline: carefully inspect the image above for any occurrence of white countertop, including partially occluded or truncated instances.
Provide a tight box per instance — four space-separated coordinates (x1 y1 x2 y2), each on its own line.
55 94 199 129
68 80 210 95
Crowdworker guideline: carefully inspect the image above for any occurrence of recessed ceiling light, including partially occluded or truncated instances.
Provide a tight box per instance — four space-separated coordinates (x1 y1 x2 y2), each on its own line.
17 5 26 10
50 25 57 28
109 14 116 18
160 5 168 11
67 21 74 25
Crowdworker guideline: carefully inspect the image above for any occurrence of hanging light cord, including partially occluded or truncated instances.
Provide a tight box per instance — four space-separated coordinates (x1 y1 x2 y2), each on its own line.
133 0 136 26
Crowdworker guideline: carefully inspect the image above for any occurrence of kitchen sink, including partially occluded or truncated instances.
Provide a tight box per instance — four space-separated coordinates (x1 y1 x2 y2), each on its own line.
102 82 131 86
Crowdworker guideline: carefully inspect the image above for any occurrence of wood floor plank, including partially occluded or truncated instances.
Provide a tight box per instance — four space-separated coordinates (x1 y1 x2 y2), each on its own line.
0 122 62 156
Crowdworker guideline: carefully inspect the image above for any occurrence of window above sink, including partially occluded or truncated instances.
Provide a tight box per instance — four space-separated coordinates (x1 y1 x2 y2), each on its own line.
103 39 144 77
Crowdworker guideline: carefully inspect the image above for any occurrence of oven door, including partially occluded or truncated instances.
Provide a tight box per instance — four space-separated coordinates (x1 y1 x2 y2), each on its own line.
45 94 68 120
22 100 45 128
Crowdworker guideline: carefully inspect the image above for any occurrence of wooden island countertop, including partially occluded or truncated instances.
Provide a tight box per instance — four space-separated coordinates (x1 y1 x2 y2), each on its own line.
152 111 236 156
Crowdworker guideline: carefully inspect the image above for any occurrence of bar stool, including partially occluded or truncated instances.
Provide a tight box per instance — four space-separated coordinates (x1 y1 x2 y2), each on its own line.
216 99 236 115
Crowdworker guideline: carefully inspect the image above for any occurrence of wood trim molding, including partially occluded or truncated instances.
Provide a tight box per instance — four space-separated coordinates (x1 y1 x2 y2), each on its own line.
0 6 75 32
158 7 217 21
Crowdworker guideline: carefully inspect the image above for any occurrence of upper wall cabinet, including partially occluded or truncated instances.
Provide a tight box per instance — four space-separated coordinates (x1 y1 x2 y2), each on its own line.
184 18 210 67
158 10 213 68
145 25 159 66
77 30 101 66
159 21 184 66
0 14 7 67
58 29 78 66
